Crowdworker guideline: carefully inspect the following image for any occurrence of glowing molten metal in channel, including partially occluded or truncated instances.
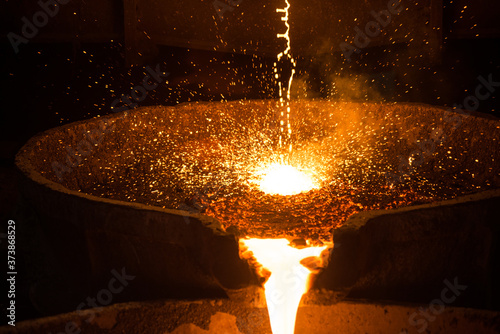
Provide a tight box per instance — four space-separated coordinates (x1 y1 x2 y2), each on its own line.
251 163 318 196
241 239 327 334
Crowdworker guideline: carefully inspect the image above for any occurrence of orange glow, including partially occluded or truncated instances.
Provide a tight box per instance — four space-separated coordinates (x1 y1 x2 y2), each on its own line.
241 238 327 334
250 163 318 196
275 0 296 153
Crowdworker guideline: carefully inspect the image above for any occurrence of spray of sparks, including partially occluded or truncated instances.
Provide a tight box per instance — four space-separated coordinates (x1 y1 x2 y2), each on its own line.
42 99 497 240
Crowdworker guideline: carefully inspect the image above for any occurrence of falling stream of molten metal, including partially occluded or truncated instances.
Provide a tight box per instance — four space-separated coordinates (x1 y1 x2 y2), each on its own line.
242 1 327 333
243 163 326 333
241 239 327 334
275 0 296 156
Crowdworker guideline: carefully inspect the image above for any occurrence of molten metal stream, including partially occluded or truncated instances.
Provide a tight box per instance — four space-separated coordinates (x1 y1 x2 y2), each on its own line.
242 239 327 334
244 162 325 333
275 0 296 157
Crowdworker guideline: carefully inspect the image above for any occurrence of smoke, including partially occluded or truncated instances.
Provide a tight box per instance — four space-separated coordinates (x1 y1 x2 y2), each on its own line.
290 73 321 99
327 74 385 102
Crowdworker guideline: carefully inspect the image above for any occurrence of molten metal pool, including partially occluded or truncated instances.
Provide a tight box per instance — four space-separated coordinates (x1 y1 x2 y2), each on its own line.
27 100 499 242
250 163 319 196
14 99 500 334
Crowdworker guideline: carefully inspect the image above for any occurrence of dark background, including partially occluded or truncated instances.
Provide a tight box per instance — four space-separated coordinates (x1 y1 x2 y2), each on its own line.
0 0 499 323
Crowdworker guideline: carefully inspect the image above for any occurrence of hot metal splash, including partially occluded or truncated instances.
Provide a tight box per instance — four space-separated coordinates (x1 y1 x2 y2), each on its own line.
41 100 500 241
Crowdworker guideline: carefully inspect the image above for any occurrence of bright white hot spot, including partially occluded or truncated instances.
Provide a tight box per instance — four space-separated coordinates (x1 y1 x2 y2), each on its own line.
251 163 318 196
